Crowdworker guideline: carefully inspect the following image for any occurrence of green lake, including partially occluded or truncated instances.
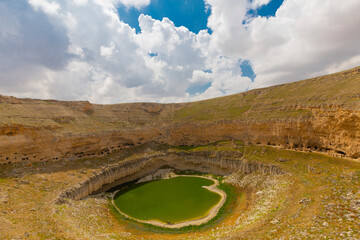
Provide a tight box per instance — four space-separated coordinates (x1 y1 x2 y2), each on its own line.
113 176 222 224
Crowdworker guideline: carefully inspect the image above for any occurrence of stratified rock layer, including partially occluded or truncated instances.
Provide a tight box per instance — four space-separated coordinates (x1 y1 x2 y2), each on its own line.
57 150 284 202
1 66 360 165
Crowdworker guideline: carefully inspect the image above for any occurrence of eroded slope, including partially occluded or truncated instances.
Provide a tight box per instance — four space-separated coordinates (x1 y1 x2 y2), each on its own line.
1 67 360 165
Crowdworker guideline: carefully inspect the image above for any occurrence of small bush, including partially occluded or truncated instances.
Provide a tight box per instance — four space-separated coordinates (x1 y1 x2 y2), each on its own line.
82 101 94 115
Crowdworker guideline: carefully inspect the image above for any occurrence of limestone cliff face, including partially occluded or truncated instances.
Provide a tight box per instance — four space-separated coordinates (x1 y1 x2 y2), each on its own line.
0 107 358 165
1 67 360 164
2 106 359 164
57 151 284 202
0 124 160 164
164 110 360 158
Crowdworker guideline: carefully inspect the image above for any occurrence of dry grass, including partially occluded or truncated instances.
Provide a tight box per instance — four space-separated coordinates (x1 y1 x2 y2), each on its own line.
0 67 359 131
0 142 359 239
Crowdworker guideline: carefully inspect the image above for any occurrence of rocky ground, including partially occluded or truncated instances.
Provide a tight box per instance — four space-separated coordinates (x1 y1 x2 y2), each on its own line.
0 142 359 239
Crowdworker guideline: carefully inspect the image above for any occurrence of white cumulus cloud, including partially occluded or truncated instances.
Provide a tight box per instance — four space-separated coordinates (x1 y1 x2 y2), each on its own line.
206 0 360 88
0 0 359 104
28 0 60 15
251 0 271 9
0 0 249 103
118 0 151 9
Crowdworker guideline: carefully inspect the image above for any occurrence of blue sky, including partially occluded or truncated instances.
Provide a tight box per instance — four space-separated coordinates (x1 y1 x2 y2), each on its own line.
248 0 285 17
118 0 285 33
117 0 211 34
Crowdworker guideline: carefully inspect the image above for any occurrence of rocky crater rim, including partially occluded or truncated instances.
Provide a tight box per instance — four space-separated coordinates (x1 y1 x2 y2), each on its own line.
111 174 226 229
56 151 284 204
2 67 360 166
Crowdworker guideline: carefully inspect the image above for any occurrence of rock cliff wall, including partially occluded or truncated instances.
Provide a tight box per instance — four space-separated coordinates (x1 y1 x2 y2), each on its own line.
0 125 160 164
56 151 284 202
165 110 360 158
1 106 359 165
1 67 360 164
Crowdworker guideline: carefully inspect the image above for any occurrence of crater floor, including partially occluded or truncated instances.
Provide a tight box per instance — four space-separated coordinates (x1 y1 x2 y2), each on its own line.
0 142 359 239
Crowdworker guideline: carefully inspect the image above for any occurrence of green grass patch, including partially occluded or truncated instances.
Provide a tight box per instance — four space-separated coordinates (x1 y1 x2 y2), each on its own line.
173 94 256 122
171 140 244 152
0 178 8 183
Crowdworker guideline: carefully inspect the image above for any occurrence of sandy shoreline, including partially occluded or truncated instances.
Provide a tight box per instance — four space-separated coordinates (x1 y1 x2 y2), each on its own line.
112 174 227 229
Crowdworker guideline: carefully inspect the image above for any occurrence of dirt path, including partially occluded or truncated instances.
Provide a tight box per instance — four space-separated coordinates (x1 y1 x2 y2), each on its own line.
111 175 227 229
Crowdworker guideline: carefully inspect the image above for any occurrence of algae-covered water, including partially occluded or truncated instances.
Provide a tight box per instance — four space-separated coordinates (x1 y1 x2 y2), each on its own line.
113 176 221 224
